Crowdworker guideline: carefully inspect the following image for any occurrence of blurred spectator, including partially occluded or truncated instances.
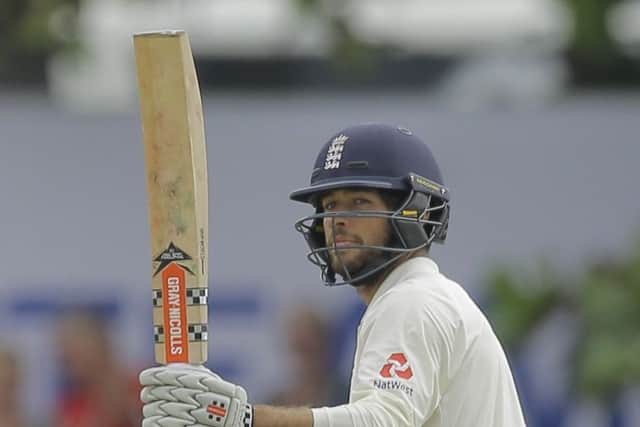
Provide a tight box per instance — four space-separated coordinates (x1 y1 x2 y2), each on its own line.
0 348 28 427
53 309 140 427
267 305 347 407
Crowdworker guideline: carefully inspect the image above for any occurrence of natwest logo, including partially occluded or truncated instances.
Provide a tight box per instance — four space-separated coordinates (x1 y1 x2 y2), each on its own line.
380 352 413 379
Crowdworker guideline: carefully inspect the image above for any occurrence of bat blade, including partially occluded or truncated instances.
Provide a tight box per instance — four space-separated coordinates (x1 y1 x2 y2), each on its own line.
134 30 209 365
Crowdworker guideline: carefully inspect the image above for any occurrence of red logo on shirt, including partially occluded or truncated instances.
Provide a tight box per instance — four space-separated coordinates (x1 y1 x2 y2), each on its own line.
380 352 413 379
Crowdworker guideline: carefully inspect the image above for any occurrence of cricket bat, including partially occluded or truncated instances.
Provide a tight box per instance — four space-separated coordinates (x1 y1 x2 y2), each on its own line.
134 30 209 365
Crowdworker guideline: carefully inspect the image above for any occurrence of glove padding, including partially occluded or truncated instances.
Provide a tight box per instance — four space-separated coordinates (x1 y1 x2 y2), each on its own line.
140 364 253 427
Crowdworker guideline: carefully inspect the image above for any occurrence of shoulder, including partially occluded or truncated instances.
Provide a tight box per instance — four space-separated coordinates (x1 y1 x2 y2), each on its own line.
366 262 485 340
373 266 459 319
363 279 448 342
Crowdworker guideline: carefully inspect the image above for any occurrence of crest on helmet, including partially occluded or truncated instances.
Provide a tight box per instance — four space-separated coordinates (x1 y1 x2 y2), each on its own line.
323 134 349 170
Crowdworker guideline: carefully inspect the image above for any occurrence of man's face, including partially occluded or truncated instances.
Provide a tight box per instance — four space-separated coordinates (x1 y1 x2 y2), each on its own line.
320 188 392 278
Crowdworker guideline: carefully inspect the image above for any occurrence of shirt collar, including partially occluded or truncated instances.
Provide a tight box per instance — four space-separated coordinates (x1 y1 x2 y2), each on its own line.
368 256 439 306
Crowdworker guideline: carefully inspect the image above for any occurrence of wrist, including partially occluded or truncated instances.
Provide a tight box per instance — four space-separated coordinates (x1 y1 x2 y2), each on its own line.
253 404 314 427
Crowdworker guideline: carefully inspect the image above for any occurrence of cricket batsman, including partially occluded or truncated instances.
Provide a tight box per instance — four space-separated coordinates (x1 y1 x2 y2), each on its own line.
139 123 527 426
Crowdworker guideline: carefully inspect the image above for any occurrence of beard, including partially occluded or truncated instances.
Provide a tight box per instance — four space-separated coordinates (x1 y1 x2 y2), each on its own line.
328 240 393 281
329 246 370 278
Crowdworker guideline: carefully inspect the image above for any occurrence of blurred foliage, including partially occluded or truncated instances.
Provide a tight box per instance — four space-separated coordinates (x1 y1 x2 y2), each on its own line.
294 0 383 82
1 0 640 87
486 237 640 402
296 0 640 87
565 0 619 61
0 0 79 84
576 244 640 400
561 0 640 86
486 262 562 349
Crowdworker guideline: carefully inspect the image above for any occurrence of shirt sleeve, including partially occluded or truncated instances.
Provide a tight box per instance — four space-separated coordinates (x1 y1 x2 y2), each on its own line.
312 283 457 427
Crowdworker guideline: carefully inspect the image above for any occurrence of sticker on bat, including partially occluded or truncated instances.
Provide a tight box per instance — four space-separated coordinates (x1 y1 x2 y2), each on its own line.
153 242 195 276
162 262 190 362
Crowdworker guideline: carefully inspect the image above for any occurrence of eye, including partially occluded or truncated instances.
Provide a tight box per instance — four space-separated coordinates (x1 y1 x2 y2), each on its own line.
323 201 337 211
354 198 371 206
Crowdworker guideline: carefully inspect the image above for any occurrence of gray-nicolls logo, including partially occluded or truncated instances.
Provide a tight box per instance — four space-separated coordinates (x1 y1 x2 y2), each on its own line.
324 134 349 170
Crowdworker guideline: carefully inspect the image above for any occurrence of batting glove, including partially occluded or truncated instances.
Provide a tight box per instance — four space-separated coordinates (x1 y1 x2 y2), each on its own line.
140 364 253 427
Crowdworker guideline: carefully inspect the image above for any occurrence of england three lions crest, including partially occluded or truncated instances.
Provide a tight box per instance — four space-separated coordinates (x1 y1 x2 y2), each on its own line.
324 134 349 170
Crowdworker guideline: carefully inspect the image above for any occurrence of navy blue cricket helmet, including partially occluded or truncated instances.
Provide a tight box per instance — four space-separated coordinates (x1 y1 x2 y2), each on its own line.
290 123 450 286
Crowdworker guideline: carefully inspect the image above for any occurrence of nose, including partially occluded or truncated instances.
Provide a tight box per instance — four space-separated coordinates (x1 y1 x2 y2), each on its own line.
327 214 347 229
324 216 348 241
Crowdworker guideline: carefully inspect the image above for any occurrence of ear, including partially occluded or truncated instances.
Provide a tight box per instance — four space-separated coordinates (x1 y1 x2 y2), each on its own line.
378 189 404 211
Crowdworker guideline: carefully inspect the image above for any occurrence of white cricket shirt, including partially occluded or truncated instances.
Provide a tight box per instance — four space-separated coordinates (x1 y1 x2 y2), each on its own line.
312 257 526 427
